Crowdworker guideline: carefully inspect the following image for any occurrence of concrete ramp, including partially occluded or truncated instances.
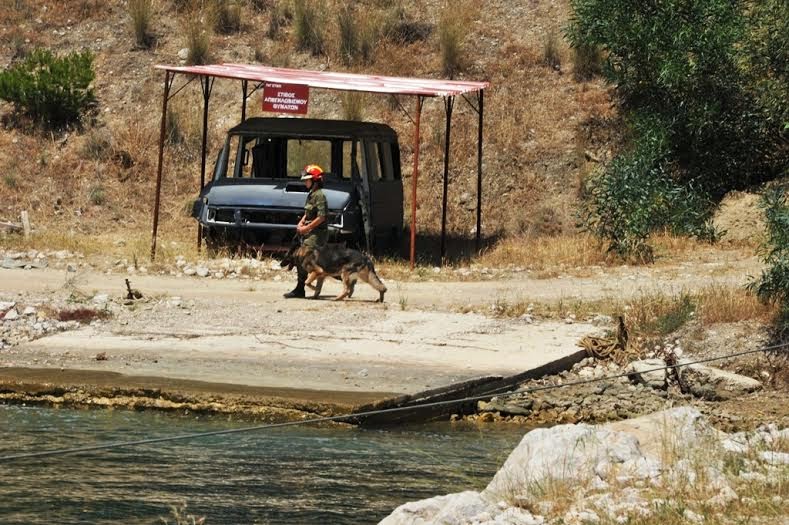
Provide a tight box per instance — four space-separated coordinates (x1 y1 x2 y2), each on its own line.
12 310 594 399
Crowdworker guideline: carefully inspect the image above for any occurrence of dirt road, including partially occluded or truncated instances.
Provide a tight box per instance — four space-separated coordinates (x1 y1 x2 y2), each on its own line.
0 256 762 417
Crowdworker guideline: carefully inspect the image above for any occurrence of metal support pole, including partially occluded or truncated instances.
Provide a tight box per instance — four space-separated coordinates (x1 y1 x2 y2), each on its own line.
476 90 484 251
440 96 455 263
197 77 214 252
150 71 173 261
409 96 423 270
241 80 248 122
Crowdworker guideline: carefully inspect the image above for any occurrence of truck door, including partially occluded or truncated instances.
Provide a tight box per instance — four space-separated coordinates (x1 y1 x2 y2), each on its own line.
363 140 403 249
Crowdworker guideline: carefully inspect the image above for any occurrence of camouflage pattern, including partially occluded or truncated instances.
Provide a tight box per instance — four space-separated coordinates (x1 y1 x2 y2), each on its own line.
302 187 329 248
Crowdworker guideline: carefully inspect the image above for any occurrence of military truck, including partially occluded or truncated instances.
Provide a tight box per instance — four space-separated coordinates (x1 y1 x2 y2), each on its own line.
191 117 403 253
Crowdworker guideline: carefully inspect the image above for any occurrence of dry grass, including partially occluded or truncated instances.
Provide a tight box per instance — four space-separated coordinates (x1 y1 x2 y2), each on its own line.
477 234 610 270
212 0 241 35
341 92 365 121
0 0 627 265
128 0 155 48
484 285 776 339
294 0 326 56
184 16 211 65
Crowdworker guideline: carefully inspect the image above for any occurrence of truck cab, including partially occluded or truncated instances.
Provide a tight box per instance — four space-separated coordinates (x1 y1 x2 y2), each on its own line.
192 117 403 253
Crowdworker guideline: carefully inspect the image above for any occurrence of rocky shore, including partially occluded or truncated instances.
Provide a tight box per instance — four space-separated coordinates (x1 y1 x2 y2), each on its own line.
382 408 789 524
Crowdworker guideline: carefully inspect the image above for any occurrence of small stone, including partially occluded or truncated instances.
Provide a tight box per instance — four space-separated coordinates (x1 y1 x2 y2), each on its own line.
92 294 109 305
195 266 210 278
177 48 189 60
66 263 77 272
3 309 19 321
22 306 36 316
95 352 108 361
183 268 196 276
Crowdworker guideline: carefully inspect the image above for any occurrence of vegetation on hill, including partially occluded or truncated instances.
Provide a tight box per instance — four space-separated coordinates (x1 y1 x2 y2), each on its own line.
568 0 789 260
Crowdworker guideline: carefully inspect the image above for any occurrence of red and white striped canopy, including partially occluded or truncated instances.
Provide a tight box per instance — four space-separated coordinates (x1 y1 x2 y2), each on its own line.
155 63 488 97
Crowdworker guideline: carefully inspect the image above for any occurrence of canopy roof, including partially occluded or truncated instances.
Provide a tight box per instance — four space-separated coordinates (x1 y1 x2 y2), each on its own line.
155 63 489 97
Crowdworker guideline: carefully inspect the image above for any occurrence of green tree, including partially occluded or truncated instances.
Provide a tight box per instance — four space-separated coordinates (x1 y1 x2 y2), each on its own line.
568 0 787 256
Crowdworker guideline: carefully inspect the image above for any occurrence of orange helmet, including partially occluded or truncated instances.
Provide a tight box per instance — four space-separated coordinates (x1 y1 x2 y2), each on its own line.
300 164 324 182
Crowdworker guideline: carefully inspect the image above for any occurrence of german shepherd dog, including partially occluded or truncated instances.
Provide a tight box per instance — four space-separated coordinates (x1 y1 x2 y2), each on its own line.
281 240 387 302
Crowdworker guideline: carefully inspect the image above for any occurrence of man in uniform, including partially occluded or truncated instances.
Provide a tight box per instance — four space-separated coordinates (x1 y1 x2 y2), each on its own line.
284 164 329 298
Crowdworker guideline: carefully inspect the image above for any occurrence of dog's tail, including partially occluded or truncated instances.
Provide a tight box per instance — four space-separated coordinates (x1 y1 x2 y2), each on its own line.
363 258 387 302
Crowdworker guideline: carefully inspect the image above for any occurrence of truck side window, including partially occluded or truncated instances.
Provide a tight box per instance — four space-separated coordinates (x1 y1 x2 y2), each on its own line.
378 142 395 181
363 141 382 182
230 137 254 178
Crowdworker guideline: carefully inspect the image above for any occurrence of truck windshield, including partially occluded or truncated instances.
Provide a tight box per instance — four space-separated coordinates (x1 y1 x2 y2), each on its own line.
222 136 340 179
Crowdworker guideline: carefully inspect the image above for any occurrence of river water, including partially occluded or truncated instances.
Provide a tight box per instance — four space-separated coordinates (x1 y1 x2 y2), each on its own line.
0 404 525 524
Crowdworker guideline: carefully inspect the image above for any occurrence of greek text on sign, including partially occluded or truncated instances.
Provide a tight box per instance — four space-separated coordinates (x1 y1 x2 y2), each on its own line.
262 82 309 114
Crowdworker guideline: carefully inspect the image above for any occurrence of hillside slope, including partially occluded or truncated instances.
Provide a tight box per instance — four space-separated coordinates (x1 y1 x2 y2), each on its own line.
0 0 615 250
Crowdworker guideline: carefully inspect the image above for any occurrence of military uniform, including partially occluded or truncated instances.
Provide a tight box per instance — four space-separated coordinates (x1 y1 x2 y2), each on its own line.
285 187 328 298
302 187 329 248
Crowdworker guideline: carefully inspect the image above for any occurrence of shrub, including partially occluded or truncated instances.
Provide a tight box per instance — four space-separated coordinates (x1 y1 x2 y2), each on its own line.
0 49 96 128
572 42 601 81
543 29 561 70
82 128 113 161
748 188 789 335
382 6 432 44
266 4 292 40
337 5 358 66
128 0 154 48
568 0 786 258
294 0 325 56
341 92 364 121
185 18 211 65
581 114 718 262
213 0 241 34
89 184 106 206
438 5 464 78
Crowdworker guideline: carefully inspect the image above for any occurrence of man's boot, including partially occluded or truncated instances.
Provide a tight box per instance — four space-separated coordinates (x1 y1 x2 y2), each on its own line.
284 266 307 298
283 286 305 299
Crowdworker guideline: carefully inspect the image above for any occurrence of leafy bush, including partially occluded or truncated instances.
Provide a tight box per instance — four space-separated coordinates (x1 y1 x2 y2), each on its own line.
568 0 787 258
748 189 789 334
581 115 717 261
0 49 96 127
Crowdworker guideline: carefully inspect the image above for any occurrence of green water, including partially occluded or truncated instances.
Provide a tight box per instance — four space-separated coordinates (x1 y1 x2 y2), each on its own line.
0 404 525 524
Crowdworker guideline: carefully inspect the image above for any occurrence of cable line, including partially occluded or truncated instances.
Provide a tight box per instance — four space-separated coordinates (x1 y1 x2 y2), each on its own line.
0 343 785 463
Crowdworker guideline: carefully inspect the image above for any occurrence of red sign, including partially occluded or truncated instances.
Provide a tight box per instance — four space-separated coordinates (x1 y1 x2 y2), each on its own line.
262 82 310 114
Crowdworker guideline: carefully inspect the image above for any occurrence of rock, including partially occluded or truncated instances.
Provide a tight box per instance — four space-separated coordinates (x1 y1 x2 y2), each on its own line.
195 266 210 278
626 359 667 389
379 491 494 525
683 509 704 524
0 301 16 312
683 362 761 397
95 352 108 361
66 263 77 272
22 306 36 316
760 451 789 465
183 267 196 276
484 424 644 502
481 398 533 416
2 258 25 269
3 309 19 321
177 48 189 60
92 293 109 305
